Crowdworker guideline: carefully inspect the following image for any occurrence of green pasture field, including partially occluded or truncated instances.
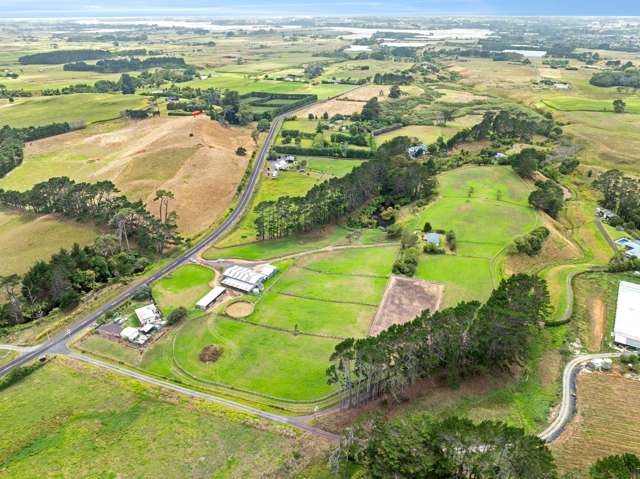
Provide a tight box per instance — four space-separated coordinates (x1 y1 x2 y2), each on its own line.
541 97 640 114
282 119 319 133
404 166 539 305
554 111 640 176
304 157 365 177
2 64 122 92
216 53 336 75
0 210 100 276
243 246 398 337
320 59 413 81
415 255 494 307
376 115 481 145
207 225 389 262
0 359 315 478
149 315 339 401
0 93 148 128
181 72 353 99
152 264 215 315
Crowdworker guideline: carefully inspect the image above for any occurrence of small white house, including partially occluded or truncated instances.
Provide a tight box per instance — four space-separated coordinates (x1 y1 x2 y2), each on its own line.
134 304 160 326
196 286 226 310
614 281 640 349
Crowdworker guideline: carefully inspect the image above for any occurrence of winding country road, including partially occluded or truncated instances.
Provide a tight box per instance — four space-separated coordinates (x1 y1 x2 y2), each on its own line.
538 352 621 442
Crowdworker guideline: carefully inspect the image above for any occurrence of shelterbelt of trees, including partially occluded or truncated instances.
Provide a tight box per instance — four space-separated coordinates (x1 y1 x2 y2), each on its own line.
327 274 550 408
254 137 437 240
0 179 180 326
63 57 187 73
332 414 640 479
18 48 147 65
0 123 76 178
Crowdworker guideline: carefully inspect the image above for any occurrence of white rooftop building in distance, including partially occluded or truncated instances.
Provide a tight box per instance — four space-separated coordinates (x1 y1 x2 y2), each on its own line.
614 281 640 349
134 304 160 325
196 286 226 310
120 327 140 343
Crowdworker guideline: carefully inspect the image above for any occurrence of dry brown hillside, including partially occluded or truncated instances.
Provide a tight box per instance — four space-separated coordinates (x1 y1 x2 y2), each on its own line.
20 116 255 235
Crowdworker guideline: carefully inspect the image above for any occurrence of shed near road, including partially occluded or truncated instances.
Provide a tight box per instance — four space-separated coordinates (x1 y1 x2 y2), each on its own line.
614 281 640 349
196 286 226 310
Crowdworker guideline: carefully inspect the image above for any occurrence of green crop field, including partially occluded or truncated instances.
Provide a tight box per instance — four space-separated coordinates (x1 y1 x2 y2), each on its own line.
405 166 540 305
0 93 148 128
541 97 640 114
0 359 319 478
152 264 215 315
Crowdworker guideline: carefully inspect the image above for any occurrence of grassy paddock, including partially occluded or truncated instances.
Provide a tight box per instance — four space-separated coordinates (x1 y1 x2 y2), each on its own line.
0 210 100 276
152 264 215 315
0 359 322 478
542 97 640 114
0 93 148 128
403 166 539 305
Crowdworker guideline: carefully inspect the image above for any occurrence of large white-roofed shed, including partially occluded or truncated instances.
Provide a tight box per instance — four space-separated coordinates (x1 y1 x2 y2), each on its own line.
614 281 640 349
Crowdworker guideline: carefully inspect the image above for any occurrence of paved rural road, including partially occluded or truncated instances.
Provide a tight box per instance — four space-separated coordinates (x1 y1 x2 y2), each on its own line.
538 352 621 443
0 112 285 378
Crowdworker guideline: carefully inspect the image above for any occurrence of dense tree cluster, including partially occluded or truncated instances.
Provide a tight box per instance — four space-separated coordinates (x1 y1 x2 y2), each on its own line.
332 415 557 479
64 57 187 73
511 147 546 179
0 177 180 254
0 128 24 178
0 182 180 325
590 69 640 88
590 453 640 478
594 169 640 228
373 72 413 84
514 226 550 256
447 109 556 149
0 241 150 326
529 180 565 218
18 49 112 65
328 274 550 407
254 137 437 240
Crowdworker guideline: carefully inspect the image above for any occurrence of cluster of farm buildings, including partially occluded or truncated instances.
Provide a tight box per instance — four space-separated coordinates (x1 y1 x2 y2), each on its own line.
99 263 277 346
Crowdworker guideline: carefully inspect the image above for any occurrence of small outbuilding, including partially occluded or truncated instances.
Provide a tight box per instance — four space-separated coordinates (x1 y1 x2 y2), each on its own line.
614 281 640 349
121 327 140 343
424 233 441 246
196 286 226 310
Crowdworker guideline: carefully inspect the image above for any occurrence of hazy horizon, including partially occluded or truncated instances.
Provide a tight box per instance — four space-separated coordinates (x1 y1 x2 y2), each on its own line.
2 0 639 18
